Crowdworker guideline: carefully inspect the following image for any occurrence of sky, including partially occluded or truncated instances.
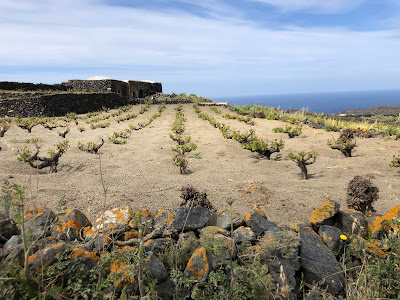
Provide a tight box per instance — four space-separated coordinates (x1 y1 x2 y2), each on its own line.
0 0 400 97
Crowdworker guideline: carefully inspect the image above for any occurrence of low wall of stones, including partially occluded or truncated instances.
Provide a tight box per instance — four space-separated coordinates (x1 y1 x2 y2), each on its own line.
0 195 398 299
0 93 129 117
0 81 69 92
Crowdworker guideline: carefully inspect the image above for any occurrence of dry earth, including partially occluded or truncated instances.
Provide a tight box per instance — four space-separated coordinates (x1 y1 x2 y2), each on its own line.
0 103 399 226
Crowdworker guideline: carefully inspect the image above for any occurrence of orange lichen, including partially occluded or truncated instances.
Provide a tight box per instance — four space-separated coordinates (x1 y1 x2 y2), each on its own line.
350 235 385 259
124 230 140 241
309 200 338 225
28 254 37 263
136 208 153 218
255 208 266 217
71 247 100 261
56 219 81 234
369 205 400 235
245 213 251 222
186 247 209 280
289 223 302 232
51 243 65 249
24 206 44 220
163 214 175 223
155 209 165 218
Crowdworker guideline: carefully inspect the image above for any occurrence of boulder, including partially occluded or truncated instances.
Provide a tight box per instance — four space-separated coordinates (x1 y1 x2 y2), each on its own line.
200 232 236 261
54 209 91 241
245 208 279 236
184 247 218 281
147 254 168 282
299 227 344 296
172 207 211 232
309 200 340 230
348 234 385 259
108 246 137 288
154 209 175 226
267 256 300 296
84 206 133 239
2 235 22 257
233 226 256 243
0 215 18 243
70 246 100 275
129 208 154 229
336 209 368 237
28 241 67 269
144 238 173 254
289 221 311 233
215 209 244 230
24 206 56 238
368 205 400 238
91 206 132 231
318 225 344 256
199 226 230 237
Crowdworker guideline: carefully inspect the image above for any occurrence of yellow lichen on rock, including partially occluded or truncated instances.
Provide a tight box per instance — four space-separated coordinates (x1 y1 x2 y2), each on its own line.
309 200 339 225
369 205 400 236
186 247 209 281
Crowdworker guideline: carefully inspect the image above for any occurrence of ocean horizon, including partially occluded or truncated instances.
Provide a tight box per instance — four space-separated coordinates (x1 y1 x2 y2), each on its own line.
213 90 400 114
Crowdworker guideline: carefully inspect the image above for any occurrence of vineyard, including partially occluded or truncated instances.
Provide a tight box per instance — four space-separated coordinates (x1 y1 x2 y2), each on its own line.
1 101 399 226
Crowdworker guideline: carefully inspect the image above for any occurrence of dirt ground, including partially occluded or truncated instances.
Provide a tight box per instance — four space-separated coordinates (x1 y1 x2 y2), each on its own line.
1 103 399 227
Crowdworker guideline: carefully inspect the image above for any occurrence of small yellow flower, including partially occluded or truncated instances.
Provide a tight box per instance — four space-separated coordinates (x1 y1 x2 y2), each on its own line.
340 234 347 241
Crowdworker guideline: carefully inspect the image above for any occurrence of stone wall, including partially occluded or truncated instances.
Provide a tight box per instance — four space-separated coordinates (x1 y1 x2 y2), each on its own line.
127 81 162 99
0 93 128 117
65 80 162 100
0 81 69 92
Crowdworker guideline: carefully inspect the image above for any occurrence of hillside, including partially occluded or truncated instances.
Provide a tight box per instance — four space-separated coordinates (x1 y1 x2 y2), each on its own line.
338 104 400 116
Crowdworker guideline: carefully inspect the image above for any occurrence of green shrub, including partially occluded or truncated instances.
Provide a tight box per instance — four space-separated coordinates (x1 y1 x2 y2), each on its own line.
328 129 356 157
389 154 400 170
17 140 69 173
242 138 284 160
286 151 317 179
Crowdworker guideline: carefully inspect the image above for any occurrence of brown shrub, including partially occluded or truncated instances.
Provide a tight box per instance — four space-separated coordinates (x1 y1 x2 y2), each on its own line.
346 175 379 214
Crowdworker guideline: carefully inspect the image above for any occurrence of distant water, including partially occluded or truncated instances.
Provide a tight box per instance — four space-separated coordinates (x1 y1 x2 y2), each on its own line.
214 90 400 114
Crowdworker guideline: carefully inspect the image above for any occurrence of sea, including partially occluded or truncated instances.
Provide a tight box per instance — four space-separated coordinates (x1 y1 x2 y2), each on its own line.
213 90 400 114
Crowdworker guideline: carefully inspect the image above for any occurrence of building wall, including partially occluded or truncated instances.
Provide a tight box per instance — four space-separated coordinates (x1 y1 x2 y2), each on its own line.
128 81 162 99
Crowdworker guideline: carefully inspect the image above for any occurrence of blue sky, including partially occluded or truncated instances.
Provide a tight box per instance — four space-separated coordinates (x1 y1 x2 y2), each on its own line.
0 0 400 97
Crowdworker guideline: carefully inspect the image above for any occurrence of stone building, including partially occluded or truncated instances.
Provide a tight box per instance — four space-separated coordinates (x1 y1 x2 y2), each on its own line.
64 77 162 100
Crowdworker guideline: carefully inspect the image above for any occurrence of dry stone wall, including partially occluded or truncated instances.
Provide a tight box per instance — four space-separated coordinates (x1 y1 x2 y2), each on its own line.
0 93 128 117
0 81 69 92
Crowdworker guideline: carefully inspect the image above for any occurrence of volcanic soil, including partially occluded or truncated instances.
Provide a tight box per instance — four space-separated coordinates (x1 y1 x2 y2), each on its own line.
1 103 399 226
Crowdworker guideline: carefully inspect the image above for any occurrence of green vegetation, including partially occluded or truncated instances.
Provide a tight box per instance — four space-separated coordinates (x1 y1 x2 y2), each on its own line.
286 151 317 179
16 117 40 133
78 138 104 154
232 104 400 137
328 129 356 157
171 105 196 174
17 140 69 173
389 154 400 171
272 125 302 138
0 118 11 137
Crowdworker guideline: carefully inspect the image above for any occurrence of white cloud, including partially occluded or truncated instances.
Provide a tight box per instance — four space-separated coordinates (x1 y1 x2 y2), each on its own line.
0 0 399 95
247 0 366 13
